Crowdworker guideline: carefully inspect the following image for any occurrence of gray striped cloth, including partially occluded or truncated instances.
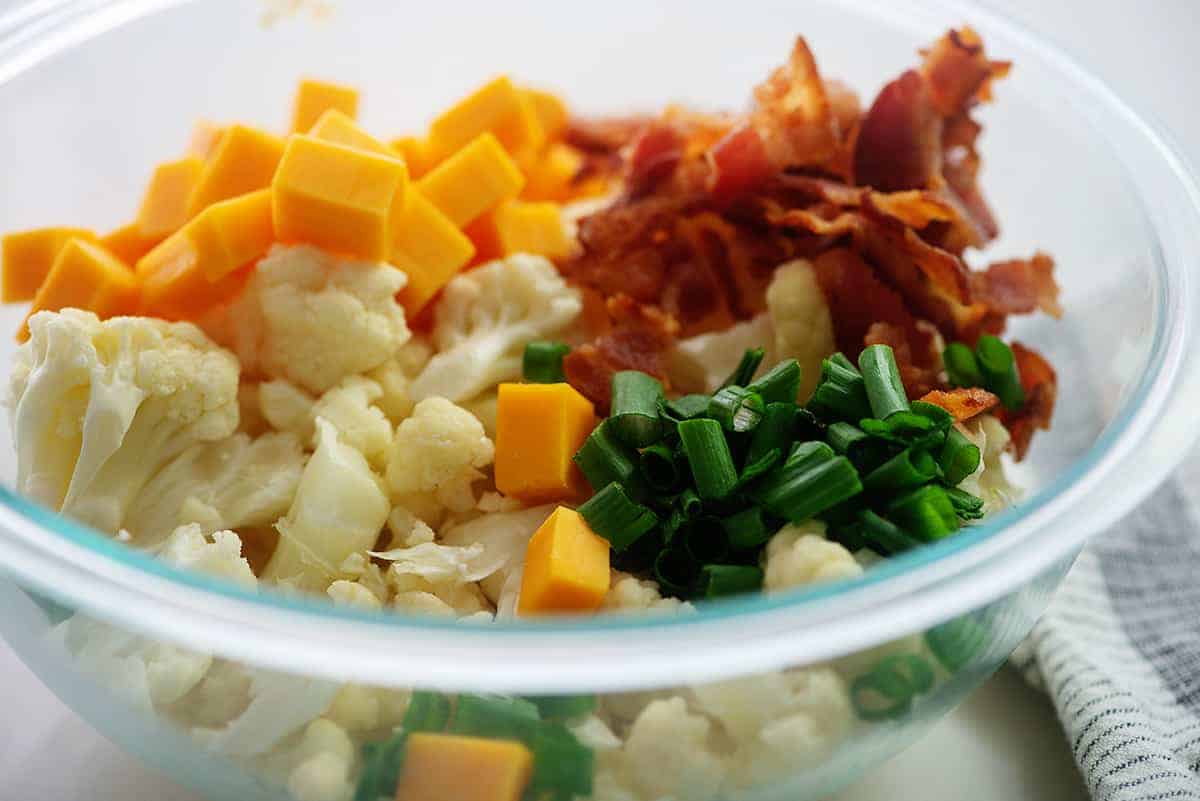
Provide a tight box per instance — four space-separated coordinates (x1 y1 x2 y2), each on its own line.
1010 454 1200 800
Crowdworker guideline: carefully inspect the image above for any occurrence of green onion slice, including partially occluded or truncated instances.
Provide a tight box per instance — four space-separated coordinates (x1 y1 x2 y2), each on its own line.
402 691 451 732
862 448 938 493
746 402 797 468
682 516 729 564
808 353 872 423
721 506 774 550
887 485 959 542
944 486 986 520
943 342 985 388
747 359 802 405
639 442 683 493
753 455 863 524
577 483 658 552
700 564 764 598
976 335 1026 411
677 487 704 518
939 427 981 487
708 385 764 433
449 694 541 740
785 440 836 472
355 731 409 801
721 348 766 388
665 393 712 420
526 694 597 721
859 344 911 420
653 546 698 596
573 420 642 494
856 510 923 555
850 665 916 722
522 341 570 383
526 723 595 800
609 370 664 447
925 614 990 673
678 418 739 500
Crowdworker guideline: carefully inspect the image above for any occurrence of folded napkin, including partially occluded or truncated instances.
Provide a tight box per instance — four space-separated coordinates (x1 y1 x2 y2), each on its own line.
1011 455 1200 800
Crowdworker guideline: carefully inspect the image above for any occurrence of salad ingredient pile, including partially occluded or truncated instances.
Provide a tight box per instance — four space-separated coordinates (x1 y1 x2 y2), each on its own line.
3 27 1059 801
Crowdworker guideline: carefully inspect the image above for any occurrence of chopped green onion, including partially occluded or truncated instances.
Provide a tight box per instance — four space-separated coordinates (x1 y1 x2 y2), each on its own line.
856 510 923 555
976 335 1025 411
826 422 868 455
683 516 729 563
808 353 872 423
708 385 764 433
862 448 938 493
678 418 739 500
610 371 664 447
860 410 946 450
721 347 765 388
748 359 802 404
403 691 452 733
753 455 863 524
880 653 936 694
577 483 658 552
666 393 712 420
612 527 664 574
527 694 597 721
721 506 774 550
925 614 990 673
678 487 704 518
859 344 911 420
785 440 836 472
526 722 595 801
573 420 642 493
355 731 408 801
828 518 868 552
653 546 698 596
449 694 541 740
939 427 981 486
943 342 985 388
522 341 570 383
887 485 959 541
945 486 986 520
826 421 891 472
910 400 954 431
737 447 781 488
793 406 824 441
746 402 797 467
700 564 764 598
639 443 683 493
850 662 917 721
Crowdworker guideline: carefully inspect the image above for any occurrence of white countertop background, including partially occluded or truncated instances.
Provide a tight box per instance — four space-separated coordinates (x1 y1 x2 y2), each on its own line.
1 1 1196 799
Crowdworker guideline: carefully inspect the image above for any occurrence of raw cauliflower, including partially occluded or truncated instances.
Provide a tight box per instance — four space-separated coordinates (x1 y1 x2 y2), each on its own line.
158 523 258 589
385 397 494 513
124 432 306 546
8 310 240 533
766 259 837 401
763 520 863 591
204 244 411 394
409 254 582 403
286 719 357 801
602 571 693 615
263 418 390 591
617 697 727 801
439 504 556 605
258 376 394 470
259 379 318 442
366 339 434 425
371 540 495 617
669 314 776 394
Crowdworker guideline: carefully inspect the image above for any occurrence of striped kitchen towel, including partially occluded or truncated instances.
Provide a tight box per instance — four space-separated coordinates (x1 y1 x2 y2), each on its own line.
1011 455 1200 800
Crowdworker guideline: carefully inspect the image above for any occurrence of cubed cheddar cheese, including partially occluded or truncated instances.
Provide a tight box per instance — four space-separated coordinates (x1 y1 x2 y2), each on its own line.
392 192 475 316
137 189 273 318
187 124 285 216
188 120 226 160
495 382 595 503
417 133 524 227
100 223 162 266
290 78 360 134
19 238 138 341
520 87 569 144
484 201 577 261
272 135 408 260
518 507 611 615
462 213 503 267
136 156 204 239
521 143 585 203
427 75 543 162
308 109 399 158
1 227 96 302
393 733 533 801
390 136 438 179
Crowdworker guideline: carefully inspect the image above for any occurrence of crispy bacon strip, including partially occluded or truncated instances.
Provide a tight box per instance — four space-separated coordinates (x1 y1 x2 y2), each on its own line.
853 70 942 192
751 37 840 169
864 321 942 399
919 387 1000 421
626 123 685 197
998 342 1058 459
971 252 1061 318
920 27 1012 115
707 124 774 206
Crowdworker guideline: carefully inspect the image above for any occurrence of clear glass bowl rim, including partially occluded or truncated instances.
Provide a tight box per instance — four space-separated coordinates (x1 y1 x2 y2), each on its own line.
0 0 1198 693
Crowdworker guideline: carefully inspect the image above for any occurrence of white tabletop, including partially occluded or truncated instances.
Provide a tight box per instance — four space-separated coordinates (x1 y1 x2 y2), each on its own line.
1 1 1195 799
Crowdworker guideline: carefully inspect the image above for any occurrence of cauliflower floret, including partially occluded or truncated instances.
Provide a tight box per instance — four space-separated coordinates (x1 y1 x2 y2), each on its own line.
8 310 240 533
766 259 837 401
372 540 495 617
669 314 776 394
204 244 411 394
311 376 392 469
200 669 341 758
158 523 258 588
958 413 1018 512
439 504 556 604
385 397 494 513
287 719 356 801
326 580 383 610
366 339 433 424
385 505 436 549
263 418 390 592
409 254 582 403
259 379 317 441
763 520 863 591
602 571 693 615
324 684 411 733
124 432 305 546
618 697 726 801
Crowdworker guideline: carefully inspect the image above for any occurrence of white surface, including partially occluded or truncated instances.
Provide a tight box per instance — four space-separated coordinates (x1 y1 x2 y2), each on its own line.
0 0 1196 799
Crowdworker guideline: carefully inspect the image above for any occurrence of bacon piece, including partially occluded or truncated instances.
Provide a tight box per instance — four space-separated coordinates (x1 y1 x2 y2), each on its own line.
566 116 655 154
920 27 1012 116
864 321 942 399
707 124 774 206
998 342 1057 460
853 70 942 192
627 123 685 197
919 387 1000 421
971 252 1061 318
751 37 840 169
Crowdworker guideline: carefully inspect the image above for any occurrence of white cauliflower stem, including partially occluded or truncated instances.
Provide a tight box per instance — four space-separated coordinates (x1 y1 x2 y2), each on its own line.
766 259 837 401
409 254 582 403
8 310 240 533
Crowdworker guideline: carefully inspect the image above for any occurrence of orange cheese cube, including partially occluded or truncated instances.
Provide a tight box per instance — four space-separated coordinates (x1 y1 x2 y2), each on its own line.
522 143 585 202
518 507 611 615
188 124 285 216
489 201 576 261
390 136 438 178
137 189 273 318
417 133 524 227
393 733 533 801
428 76 543 162
309 109 399 158
463 213 503 267
2 227 96 302
188 120 226 160
136 156 204 239
495 382 595 504
392 192 475 316
290 78 360 134
272 134 408 260
100 223 162 266
520 87 569 144
19 239 138 341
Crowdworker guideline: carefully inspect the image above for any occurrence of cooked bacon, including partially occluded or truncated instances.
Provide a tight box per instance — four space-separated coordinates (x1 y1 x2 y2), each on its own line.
707 124 774 206
627 123 685 197
566 116 655 154
920 27 1012 115
864 321 943 399
919 387 1000 421
853 70 942 192
971 252 1061 319
997 342 1057 459
751 37 840 169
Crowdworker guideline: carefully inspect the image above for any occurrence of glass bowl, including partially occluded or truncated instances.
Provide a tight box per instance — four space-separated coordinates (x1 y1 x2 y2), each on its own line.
1 1 1199 800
